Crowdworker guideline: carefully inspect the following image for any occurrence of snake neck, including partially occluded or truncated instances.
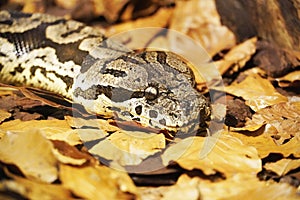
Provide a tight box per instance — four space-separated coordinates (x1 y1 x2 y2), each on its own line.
0 11 130 99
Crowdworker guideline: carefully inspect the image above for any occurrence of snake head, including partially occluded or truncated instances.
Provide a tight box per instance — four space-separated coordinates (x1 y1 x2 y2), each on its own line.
73 51 210 134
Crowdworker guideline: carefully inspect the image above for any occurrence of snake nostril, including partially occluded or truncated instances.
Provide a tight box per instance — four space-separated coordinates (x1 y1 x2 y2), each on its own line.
135 105 142 115
159 118 166 126
149 110 158 118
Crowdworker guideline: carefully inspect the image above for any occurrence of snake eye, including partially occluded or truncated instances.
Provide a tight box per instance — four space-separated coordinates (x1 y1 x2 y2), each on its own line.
144 86 158 101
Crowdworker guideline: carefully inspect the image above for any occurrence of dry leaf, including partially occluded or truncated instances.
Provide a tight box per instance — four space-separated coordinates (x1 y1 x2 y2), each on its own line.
233 101 300 143
0 85 17 96
0 109 11 123
94 0 130 23
60 164 137 199
0 174 72 199
54 0 78 9
252 102 300 144
162 134 261 177
137 174 202 200
225 74 288 111
169 0 235 56
87 130 165 168
140 173 300 200
51 140 96 166
65 116 118 133
0 119 81 145
228 131 300 158
264 158 300 176
106 7 173 36
52 149 88 166
195 173 299 200
215 37 257 75
0 131 58 183
276 70 300 87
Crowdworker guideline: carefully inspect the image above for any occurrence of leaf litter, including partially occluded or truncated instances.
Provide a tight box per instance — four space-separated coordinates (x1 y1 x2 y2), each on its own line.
0 0 300 199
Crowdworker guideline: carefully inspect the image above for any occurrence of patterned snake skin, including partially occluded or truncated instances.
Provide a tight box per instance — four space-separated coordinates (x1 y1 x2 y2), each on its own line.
0 10 210 133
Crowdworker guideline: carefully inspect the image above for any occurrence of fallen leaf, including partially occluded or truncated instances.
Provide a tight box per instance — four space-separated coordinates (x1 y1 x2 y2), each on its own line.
87 130 165 169
65 116 118 133
51 140 96 166
106 7 173 37
162 134 261 177
264 158 300 176
225 74 288 111
215 37 257 75
169 0 236 56
233 101 300 143
0 109 11 123
0 131 58 183
228 131 300 158
139 173 300 200
195 173 299 200
0 85 16 96
276 70 300 87
0 119 81 145
252 102 300 144
60 164 137 199
94 0 130 23
0 174 72 199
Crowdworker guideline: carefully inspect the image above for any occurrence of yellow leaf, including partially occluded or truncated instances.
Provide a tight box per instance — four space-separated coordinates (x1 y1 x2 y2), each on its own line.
216 37 257 75
276 70 300 87
228 131 300 158
0 109 11 123
162 134 261 177
60 164 137 199
0 131 58 183
0 119 81 145
170 0 235 56
195 173 299 200
264 158 300 176
87 130 165 170
233 101 300 144
225 74 287 111
139 173 299 200
0 175 72 199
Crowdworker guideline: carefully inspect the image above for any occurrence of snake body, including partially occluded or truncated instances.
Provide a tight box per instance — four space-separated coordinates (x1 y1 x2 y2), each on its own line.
0 11 210 133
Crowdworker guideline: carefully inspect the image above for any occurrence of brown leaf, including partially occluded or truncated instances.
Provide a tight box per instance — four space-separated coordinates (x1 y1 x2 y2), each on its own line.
94 0 130 23
51 140 96 166
162 134 261 177
225 74 288 111
0 84 17 96
60 164 137 199
0 131 58 183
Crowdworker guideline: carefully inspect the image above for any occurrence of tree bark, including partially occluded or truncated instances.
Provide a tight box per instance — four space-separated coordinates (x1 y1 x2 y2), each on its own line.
215 0 300 51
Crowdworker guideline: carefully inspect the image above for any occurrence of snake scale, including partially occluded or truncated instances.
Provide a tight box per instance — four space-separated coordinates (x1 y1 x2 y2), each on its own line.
0 10 210 134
